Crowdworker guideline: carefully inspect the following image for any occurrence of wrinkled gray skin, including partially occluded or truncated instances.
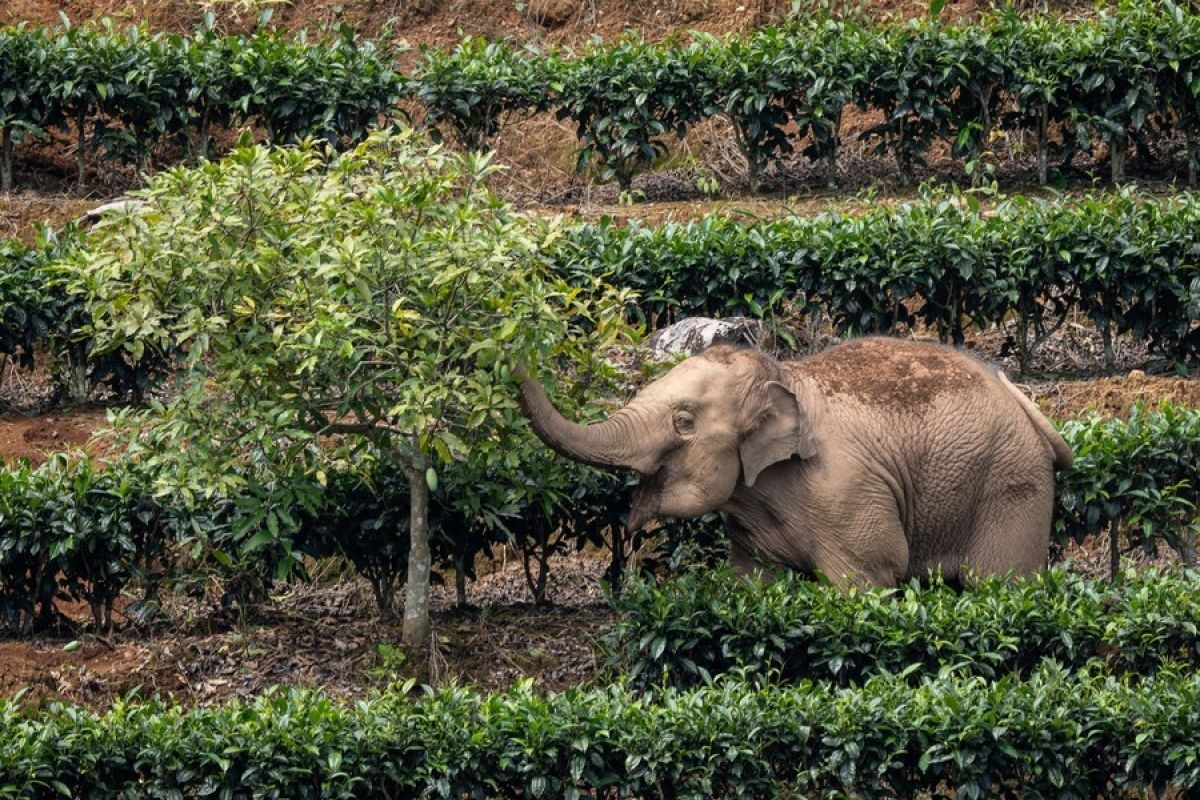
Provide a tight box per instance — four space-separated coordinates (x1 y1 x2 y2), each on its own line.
518 337 1074 587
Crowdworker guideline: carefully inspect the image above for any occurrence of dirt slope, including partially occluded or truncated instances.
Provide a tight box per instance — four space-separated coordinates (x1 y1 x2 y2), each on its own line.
1 0 1090 51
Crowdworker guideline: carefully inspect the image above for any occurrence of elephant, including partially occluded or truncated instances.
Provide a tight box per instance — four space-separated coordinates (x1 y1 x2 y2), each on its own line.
517 337 1074 587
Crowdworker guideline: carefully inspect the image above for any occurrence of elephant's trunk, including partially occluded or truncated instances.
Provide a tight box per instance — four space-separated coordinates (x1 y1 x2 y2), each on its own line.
517 374 659 475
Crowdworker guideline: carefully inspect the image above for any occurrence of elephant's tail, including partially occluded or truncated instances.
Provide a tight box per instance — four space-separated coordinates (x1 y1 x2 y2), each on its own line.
997 371 1075 471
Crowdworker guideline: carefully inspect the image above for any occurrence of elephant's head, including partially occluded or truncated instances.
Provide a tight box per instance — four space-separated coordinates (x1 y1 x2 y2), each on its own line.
518 346 818 530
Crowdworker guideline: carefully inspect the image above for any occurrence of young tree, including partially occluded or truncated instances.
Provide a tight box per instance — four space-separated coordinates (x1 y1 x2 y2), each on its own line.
69 129 630 672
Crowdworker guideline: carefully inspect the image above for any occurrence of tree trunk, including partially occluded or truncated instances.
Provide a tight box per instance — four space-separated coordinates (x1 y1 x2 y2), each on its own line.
1 126 13 192
1101 317 1115 373
1108 517 1120 581
617 166 632 195
972 89 993 188
1037 103 1048 186
825 115 842 189
1016 303 1031 378
76 107 87 190
67 345 89 404
608 525 625 598
896 119 914 185
1110 134 1126 184
1189 136 1198 188
371 570 396 620
402 457 432 676
454 554 467 608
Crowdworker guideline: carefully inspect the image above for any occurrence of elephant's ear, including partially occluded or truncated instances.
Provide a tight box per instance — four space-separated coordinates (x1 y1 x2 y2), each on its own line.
739 381 816 488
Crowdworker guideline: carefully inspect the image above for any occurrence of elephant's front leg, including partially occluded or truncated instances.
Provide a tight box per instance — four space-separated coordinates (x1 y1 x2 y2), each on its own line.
808 503 910 589
725 517 781 581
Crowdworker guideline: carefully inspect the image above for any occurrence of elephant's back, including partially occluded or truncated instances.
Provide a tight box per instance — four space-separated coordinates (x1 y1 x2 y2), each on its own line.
790 336 992 414
789 336 1054 579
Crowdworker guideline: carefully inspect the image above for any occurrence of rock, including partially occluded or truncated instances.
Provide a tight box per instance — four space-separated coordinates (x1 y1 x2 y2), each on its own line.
525 0 575 26
648 316 770 356
78 198 145 226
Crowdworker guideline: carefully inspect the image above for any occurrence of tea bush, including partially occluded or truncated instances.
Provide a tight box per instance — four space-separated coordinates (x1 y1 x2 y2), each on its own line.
1 404 1195 632
548 189 1200 366
11 4 1200 190
607 567 1200 689
1 664 1200 797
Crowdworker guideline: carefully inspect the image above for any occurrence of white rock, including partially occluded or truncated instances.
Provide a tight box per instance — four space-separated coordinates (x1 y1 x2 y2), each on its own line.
79 198 145 225
648 316 768 356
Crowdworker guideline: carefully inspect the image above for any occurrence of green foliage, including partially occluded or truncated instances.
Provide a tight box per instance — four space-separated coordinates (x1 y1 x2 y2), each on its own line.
608 567 1200 689
2 404 1193 631
0 21 406 187
2 665 1200 797
223 25 405 145
70 129 625 478
0 225 168 403
65 129 630 651
414 37 548 152
690 28 805 192
10 5 1200 191
1057 403 1200 557
553 35 705 191
0 25 57 190
0 455 206 632
0 233 61 371
548 188 1200 366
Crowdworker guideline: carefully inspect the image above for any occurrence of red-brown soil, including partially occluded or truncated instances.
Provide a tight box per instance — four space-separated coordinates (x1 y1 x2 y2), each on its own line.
1 0 1011 50
0 407 110 465
1034 371 1200 419
0 551 613 709
0 193 94 243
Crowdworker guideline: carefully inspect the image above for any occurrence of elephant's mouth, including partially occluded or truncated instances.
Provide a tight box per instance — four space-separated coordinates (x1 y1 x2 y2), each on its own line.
627 468 666 532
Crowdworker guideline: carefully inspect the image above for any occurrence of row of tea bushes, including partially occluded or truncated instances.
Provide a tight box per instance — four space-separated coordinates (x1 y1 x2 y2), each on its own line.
0 22 403 189
8 3 1200 192
0 448 634 630
1 403 1196 632
8 189 1200 394
405 3 1200 188
606 567 1200 689
2 665 1199 798
548 189 1200 368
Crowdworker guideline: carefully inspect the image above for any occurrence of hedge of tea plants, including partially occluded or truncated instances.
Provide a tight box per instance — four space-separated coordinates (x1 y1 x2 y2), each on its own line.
1 403 1195 632
0 21 405 189
9 3 1200 191
7 188 1200 397
416 4 1200 188
0 227 164 402
549 189 1200 367
1 664 1200 798
607 567 1200 689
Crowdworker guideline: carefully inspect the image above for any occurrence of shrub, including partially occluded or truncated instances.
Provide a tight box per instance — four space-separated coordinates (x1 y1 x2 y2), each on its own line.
606 567 1200 689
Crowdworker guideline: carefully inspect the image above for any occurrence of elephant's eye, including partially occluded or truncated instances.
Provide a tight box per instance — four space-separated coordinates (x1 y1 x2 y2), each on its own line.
673 410 696 436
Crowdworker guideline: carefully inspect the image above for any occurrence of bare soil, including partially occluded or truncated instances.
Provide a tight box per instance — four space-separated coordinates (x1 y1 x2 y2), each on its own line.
0 407 110 465
0 0 1046 50
0 550 613 709
1034 371 1200 419
0 192 94 243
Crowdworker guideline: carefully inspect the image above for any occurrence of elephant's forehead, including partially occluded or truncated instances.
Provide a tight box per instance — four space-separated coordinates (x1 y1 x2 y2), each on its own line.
640 358 733 404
